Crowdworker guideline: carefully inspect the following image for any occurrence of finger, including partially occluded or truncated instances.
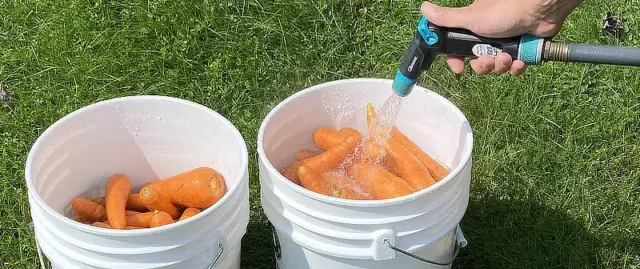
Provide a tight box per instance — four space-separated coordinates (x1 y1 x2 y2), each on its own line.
421 1 474 29
493 53 513 74
509 60 527 76
469 56 494 75
446 56 465 74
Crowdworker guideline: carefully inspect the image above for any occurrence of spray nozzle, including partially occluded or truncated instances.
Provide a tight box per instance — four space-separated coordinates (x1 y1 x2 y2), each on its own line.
393 15 640 97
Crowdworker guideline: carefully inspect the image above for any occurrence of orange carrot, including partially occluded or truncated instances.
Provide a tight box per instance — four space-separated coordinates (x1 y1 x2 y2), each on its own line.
296 149 322 161
126 193 148 212
71 197 107 222
313 127 363 151
313 127 343 150
105 174 132 230
138 185 180 219
92 221 141 230
91 221 112 229
362 139 386 161
391 128 450 181
89 196 106 206
367 103 449 181
150 211 175 228
144 167 227 208
385 137 436 190
178 208 201 221
304 134 361 171
321 171 372 199
339 128 362 138
298 166 333 196
126 210 141 216
348 162 416 199
126 211 156 228
336 188 369 200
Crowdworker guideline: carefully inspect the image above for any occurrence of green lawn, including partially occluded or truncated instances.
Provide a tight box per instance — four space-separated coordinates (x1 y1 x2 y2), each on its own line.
1 0 639 268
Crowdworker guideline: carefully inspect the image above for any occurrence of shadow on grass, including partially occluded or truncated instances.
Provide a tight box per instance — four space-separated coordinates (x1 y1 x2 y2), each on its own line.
453 194 640 268
240 207 277 269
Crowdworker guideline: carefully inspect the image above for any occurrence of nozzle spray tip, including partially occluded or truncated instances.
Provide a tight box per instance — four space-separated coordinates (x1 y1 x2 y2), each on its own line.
392 70 416 97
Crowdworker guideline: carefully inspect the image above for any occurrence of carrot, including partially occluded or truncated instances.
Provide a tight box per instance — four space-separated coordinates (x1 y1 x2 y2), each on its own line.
313 127 343 150
150 211 175 228
296 149 322 161
89 196 106 206
71 197 106 222
336 188 369 200
348 162 416 199
391 128 450 181
126 211 156 228
91 221 113 229
91 221 141 230
367 103 449 181
105 174 132 230
127 193 148 212
312 127 363 151
178 208 201 221
362 139 386 161
144 167 227 208
298 166 333 196
385 137 436 190
285 134 362 182
126 210 141 216
321 171 372 199
138 185 180 219
340 127 362 138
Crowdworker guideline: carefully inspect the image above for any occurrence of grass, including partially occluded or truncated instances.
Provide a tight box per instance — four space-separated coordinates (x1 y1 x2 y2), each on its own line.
1 0 639 268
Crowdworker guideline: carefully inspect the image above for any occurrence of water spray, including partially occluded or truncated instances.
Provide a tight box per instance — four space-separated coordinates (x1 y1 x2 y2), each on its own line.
393 16 640 97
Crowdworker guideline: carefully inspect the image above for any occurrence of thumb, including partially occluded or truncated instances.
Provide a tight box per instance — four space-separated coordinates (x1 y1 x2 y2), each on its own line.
420 1 475 29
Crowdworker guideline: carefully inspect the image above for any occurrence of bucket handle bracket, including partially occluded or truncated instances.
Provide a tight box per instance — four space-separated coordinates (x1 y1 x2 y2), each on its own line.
207 242 225 269
384 225 467 266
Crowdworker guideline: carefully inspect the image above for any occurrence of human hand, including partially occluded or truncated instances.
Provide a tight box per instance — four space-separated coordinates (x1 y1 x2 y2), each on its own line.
421 0 583 75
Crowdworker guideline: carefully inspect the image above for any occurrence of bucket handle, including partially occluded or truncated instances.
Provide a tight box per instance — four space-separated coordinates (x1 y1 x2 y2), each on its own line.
207 242 224 269
384 225 467 266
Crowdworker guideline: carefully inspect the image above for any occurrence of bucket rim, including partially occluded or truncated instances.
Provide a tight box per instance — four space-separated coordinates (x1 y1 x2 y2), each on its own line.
257 78 473 207
25 95 250 236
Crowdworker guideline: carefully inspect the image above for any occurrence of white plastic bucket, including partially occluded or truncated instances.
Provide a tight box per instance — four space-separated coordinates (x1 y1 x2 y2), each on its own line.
25 96 250 269
257 78 472 269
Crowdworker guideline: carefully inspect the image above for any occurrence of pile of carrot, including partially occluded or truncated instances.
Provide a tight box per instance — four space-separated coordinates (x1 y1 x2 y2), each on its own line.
70 166 227 230
280 103 450 200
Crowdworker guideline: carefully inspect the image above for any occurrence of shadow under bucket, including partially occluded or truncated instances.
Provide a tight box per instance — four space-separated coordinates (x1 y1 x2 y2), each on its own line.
257 79 472 269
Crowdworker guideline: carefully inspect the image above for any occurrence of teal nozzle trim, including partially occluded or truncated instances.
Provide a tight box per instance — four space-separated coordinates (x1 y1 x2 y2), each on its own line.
392 70 416 97
518 34 544 65
418 16 439 46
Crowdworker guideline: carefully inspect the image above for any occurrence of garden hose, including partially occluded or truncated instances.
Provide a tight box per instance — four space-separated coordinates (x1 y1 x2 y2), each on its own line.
392 16 640 97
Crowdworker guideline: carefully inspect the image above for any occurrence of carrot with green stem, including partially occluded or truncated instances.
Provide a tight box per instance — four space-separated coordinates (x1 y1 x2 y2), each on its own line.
348 162 416 199
105 174 132 230
144 167 227 208
138 185 180 219
71 197 106 223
